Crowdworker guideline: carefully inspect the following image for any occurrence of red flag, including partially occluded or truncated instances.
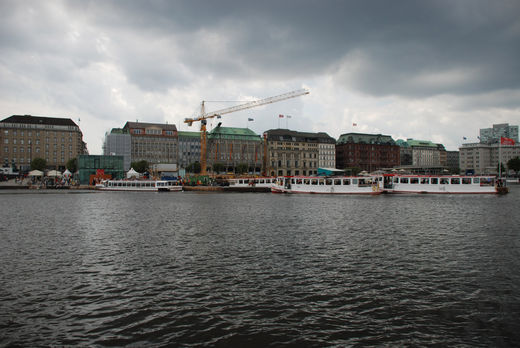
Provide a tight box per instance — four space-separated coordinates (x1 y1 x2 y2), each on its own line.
279 114 284 118
501 137 516 145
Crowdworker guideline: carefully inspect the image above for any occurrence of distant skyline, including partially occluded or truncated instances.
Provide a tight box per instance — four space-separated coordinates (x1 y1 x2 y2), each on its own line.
1 0 519 154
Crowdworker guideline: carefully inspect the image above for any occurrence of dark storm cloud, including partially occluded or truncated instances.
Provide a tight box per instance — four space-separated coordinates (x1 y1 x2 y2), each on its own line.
56 0 520 97
1 0 519 98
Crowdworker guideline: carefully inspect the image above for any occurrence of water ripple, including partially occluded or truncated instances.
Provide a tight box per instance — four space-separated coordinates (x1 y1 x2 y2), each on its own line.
1 189 520 346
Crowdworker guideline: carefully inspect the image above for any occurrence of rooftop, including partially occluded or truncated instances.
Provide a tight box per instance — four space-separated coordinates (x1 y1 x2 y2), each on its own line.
337 132 396 145
266 129 335 143
1 115 78 127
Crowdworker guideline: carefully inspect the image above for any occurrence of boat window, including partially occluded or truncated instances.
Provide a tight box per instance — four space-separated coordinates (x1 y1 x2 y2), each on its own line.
400 177 409 184
394 177 400 183
431 178 438 184
440 178 449 184
239 180 243 184
325 179 332 185
462 178 472 184
420 178 429 184
334 179 341 185
311 179 318 185
343 179 350 185
473 178 480 184
304 179 310 185
296 179 303 184
410 178 419 184
259 179 265 184
319 179 324 185
352 178 358 185
451 178 460 184
291 179 295 184
480 178 493 186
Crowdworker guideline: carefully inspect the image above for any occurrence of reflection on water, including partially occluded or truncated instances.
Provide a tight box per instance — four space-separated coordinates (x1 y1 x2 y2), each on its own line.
1 188 520 346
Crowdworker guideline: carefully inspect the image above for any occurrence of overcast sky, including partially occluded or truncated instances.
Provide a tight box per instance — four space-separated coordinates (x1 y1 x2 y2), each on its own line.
1 0 519 153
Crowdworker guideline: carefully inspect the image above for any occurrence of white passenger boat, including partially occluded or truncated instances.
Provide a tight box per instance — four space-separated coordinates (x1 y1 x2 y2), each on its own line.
382 175 507 194
271 176 383 194
228 177 276 188
96 179 182 192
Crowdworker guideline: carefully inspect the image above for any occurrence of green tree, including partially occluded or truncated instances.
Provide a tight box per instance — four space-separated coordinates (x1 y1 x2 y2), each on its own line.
507 157 520 174
31 157 47 171
236 163 249 174
66 158 78 173
212 162 225 174
131 160 149 173
186 162 201 174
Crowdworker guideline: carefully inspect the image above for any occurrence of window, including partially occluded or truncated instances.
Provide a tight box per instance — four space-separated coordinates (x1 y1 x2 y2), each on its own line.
431 178 438 184
400 177 409 184
343 179 350 185
440 178 449 184
410 178 419 184
473 178 480 184
420 178 429 184
451 178 460 184
462 178 472 184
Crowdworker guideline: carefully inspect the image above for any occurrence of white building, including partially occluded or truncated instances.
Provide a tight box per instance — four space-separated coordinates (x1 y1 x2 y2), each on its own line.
459 142 520 175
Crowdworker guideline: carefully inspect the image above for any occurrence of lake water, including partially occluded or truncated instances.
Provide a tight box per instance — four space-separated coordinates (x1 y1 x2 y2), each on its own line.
1 187 520 347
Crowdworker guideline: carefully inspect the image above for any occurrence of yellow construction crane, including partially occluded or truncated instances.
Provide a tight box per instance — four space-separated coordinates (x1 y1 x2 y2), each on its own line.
184 88 310 175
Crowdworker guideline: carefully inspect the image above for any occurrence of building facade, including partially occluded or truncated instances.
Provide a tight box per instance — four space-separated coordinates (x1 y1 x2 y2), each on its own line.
336 133 400 172
103 128 131 171
318 139 336 169
78 154 125 185
123 122 178 166
459 142 520 175
0 115 87 172
265 129 335 176
178 131 201 169
207 126 263 173
446 151 460 173
479 123 519 144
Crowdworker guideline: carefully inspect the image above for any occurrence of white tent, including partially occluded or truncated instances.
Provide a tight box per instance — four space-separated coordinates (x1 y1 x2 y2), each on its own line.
63 169 72 177
127 168 140 179
28 169 43 177
47 170 62 177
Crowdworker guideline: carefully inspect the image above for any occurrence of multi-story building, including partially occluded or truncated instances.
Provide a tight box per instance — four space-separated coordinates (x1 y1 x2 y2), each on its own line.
479 123 519 144
336 133 400 172
122 122 178 166
0 114 87 171
207 125 263 174
446 151 460 173
459 142 520 175
318 138 336 169
103 128 131 171
265 129 335 176
178 131 201 169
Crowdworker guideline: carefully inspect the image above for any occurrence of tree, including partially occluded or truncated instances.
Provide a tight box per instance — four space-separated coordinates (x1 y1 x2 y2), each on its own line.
186 161 201 174
212 162 225 174
31 157 47 171
66 158 78 173
236 163 249 174
131 160 149 173
507 157 520 174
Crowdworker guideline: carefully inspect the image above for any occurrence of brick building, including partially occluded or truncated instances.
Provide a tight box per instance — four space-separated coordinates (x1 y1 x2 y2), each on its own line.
336 133 400 172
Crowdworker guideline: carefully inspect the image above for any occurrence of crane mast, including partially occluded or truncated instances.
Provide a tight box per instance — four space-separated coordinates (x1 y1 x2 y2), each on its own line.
184 88 309 175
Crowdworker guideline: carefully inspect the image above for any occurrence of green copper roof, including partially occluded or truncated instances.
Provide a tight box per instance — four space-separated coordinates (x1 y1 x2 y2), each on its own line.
208 126 261 141
400 139 438 148
178 131 201 138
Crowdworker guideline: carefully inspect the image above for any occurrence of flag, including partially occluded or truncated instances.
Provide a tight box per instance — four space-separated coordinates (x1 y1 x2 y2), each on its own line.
501 137 516 145
248 118 254 121
279 114 284 118
353 123 357 127
463 136 467 140
287 115 292 119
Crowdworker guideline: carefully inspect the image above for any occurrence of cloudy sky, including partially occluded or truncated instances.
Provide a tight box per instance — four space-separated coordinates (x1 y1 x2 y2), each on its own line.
1 0 519 154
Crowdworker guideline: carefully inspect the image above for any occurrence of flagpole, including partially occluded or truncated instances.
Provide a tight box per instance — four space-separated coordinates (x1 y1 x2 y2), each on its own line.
499 138 502 179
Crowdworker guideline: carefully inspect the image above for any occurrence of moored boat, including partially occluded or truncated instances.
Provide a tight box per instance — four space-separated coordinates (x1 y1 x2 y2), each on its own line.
228 177 276 188
382 174 507 194
96 179 182 192
271 176 383 194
